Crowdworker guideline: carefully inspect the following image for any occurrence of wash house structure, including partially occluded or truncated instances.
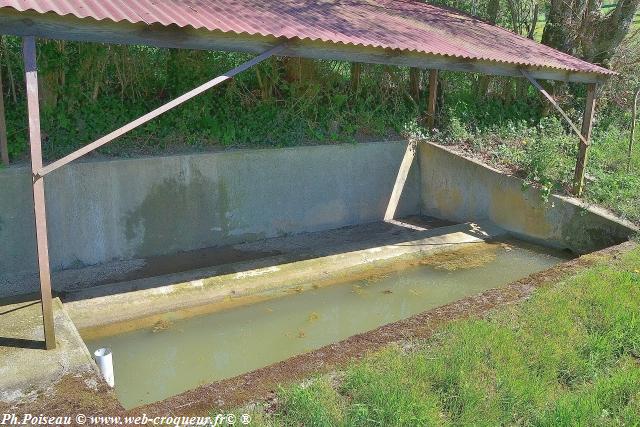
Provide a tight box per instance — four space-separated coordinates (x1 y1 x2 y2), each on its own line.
0 0 614 349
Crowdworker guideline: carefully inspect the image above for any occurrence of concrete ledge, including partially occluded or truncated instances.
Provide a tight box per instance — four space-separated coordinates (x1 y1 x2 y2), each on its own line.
418 142 638 253
0 298 99 401
65 221 507 338
2 216 454 301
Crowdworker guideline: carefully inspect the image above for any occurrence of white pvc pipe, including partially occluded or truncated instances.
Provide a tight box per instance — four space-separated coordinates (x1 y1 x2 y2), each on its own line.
94 348 115 388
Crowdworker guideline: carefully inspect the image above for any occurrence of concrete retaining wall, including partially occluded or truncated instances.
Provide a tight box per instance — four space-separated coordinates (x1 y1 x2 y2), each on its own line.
3 139 637 298
418 142 638 253
0 141 420 276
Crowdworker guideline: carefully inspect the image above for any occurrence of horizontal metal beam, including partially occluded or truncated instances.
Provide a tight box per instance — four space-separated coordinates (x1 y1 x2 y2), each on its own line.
521 70 589 146
0 9 607 84
38 43 286 176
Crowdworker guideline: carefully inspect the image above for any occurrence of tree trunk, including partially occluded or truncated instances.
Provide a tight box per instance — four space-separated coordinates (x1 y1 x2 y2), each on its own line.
283 57 317 84
585 0 640 66
476 0 500 97
409 67 421 103
427 70 439 129
527 4 539 40
542 0 639 66
351 63 362 92
0 36 17 104
541 0 581 55
0 62 8 165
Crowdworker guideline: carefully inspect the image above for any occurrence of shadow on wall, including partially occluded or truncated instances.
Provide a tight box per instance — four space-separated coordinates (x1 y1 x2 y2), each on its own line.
418 141 638 254
123 170 231 259
0 141 422 298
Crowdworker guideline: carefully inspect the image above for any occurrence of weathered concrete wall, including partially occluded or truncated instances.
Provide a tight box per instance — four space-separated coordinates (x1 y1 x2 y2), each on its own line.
0 141 420 276
418 142 638 253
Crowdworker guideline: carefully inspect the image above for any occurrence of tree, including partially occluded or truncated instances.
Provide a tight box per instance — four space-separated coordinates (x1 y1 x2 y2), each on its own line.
542 0 640 66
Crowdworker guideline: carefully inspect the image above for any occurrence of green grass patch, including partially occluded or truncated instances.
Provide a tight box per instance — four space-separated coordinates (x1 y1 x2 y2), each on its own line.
255 247 640 426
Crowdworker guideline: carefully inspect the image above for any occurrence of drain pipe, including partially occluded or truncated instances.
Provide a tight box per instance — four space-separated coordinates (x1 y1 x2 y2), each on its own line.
94 348 115 388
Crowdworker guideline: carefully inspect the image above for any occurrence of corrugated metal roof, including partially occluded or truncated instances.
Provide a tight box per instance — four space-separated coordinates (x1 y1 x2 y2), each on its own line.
0 0 614 76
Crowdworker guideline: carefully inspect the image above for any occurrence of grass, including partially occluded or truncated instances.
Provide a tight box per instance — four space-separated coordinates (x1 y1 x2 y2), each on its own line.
246 246 640 426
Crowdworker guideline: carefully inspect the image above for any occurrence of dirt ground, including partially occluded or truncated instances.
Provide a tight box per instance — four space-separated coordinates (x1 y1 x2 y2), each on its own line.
2 241 635 423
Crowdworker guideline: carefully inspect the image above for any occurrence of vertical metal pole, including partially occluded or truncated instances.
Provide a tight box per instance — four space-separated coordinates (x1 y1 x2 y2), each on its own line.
426 70 438 129
0 61 9 166
23 36 56 350
572 83 597 196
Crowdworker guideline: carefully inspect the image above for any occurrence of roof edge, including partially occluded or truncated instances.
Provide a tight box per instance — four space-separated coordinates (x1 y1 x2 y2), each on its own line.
0 7 613 84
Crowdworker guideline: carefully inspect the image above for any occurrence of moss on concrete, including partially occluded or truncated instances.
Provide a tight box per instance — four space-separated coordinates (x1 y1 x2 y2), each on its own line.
416 242 500 271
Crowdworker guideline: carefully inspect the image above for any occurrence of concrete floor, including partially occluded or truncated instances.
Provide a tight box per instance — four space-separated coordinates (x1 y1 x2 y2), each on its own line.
65 218 507 338
1 216 457 305
0 298 100 403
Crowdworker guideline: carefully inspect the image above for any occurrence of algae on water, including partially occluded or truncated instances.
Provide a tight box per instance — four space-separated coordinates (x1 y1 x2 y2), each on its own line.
418 243 500 271
151 319 173 333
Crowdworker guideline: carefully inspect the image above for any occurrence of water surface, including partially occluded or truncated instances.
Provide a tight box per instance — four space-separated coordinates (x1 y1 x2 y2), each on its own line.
86 240 568 408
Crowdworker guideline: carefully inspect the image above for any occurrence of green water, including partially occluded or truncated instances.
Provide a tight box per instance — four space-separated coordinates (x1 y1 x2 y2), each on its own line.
86 241 568 408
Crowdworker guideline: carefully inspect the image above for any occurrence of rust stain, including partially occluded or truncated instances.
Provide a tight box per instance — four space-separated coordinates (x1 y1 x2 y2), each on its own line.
490 185 553 238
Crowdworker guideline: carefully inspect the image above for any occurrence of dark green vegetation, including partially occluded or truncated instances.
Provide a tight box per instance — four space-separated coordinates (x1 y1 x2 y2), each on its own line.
0 41 420 158
256 247 640 426
0 2 638 222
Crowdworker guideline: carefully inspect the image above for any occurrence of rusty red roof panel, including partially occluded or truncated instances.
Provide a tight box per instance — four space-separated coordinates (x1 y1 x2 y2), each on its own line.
0 0 614 76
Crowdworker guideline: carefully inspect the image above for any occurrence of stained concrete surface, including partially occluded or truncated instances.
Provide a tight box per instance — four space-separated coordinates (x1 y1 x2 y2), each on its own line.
1 216 454 304
0 141 421 295
418 142 638 253
64 219 506 337
3 140 636 300
0 298 100 403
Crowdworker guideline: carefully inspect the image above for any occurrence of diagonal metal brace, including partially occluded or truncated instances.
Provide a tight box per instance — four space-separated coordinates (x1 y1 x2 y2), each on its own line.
38 43 288 177
520 70 589 146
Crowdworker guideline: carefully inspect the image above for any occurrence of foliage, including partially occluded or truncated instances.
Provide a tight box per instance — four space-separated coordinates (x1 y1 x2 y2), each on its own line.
0 38 420 161
261 248 640 426
420 110 640 220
